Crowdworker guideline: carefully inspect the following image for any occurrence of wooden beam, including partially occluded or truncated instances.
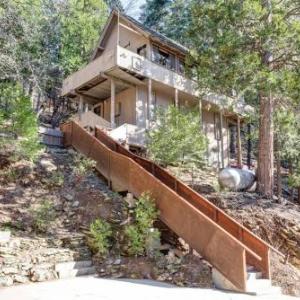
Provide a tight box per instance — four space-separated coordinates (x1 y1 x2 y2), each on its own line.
78 96 84 121
175 88 179 107
237 116 242 168
74 91 102 105
119 22 143 37
220 111 225 169
111 78 116 128
147 79 152 129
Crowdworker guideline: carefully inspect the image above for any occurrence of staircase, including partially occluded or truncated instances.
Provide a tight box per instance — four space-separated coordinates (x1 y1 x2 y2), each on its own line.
55 260 95 279
60 120 283 294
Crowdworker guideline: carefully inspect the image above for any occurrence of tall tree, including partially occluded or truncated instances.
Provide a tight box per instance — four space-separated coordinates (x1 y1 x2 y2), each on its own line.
0 0 108 111
188 0 300 197
163 0 192 45
60 0 109 77
139 0 171 33
104 0 124 11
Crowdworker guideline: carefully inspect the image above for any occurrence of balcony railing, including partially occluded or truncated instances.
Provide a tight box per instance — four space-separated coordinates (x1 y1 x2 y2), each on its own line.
61 49 116 96
116 46 198 96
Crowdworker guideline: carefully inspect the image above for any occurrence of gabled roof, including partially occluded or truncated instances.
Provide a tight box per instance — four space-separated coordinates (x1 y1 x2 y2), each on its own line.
91 10 189 61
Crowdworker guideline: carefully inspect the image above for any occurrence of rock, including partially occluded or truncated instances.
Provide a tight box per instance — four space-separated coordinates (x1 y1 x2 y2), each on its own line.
0 276 13 287
13 274 29 284
124 193 136 208
113 258 121 265
30 268 57 282
218 168 256 191
0 231 11 244
2 267 19 275
39 158 57 172
72 201 80 207
63 193 74 202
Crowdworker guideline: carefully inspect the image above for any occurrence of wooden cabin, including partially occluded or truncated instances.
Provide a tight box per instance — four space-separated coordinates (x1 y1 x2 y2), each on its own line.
61 10 252 169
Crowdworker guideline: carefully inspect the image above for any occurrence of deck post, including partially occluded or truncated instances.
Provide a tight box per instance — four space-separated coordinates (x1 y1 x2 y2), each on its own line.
111 78 116 128
237 116 242 168
78 96 84 121
220 111 225 169
147 78 152 129
175 88 179 107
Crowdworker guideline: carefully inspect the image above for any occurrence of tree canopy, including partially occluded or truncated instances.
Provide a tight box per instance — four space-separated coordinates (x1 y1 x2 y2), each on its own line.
187 0 300 196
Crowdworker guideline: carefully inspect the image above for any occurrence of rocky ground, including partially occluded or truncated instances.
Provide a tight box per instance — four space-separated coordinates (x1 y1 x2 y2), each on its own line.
0 148 212 289
167 166 300 297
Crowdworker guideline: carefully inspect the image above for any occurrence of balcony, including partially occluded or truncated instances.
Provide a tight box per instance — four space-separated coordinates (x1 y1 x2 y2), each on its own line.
61 49 116 96
61 45 249 115
116 46 198 96
61 45 198 98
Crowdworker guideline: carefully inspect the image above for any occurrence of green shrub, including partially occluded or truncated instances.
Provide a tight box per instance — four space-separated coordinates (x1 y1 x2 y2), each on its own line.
44 170 65 187
73 153 96 178
31 200 56 233
125 192 160 257
0 166 19 182
0 83 43 162
89 219 113 255
148 105 207 167
125 225 145 256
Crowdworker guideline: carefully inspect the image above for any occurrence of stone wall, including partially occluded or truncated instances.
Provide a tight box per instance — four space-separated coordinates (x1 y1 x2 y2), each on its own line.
0 232 91 287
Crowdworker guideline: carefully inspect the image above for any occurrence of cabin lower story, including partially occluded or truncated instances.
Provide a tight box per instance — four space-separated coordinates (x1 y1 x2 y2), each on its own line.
73 79 246 170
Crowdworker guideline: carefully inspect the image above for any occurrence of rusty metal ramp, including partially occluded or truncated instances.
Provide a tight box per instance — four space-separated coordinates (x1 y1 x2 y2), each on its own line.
61 121 281 293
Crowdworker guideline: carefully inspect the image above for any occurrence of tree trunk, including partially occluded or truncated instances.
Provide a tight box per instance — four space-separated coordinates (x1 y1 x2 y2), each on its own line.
274 136 282 198
247 123 252 169
289 163 294 201
237 117 242 168
257 92 274 197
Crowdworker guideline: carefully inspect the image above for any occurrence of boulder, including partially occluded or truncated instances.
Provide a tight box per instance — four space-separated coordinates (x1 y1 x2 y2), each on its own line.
39 158 57 172
218 168 256 191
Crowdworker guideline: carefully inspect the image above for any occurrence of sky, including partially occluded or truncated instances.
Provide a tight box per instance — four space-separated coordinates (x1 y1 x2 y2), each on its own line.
121 0 145 18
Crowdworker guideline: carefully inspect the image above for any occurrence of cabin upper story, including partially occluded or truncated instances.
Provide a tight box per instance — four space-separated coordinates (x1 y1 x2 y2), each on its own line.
61 10 198 99
61 10 252 117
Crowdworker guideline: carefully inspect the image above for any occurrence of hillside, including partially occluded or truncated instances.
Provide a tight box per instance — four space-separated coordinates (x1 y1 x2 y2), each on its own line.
0 147 211 289
167 166 300 296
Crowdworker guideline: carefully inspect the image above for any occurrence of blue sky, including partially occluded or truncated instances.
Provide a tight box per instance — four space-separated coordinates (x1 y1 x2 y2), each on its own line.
121 0 145 18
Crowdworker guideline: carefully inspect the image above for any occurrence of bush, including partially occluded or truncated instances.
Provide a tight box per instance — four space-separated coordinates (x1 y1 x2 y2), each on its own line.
89 219 113 255
73 153 96 178
31 200 56 233
125 192 161 257
43 170 65 187
0 166 19 183
0 83 43 162
147 105 207 167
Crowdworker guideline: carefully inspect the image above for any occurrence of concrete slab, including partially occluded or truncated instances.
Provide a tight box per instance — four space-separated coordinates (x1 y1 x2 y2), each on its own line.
0 276 297 300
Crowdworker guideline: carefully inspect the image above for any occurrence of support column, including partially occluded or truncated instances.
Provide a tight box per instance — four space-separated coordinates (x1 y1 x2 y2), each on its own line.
111 78 116 128
237 116 242 168
247 123 252 169
147 79 152 129
174 88 179 107
84 103 89 112
78 96 84 121
199 99 203 130
219 111 225 169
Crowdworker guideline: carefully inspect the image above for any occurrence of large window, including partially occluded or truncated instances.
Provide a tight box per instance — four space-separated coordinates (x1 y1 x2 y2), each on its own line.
152 45 175 71
178 58 185 75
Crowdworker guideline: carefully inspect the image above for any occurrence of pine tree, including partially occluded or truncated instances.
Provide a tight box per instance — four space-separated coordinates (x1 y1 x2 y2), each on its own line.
104 0 124 11
139 0 171 33
188 0 300 197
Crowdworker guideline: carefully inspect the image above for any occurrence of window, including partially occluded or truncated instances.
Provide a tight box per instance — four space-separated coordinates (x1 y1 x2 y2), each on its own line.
137 44 147 58
152 46 175 71
178 58 185 75
94 104 104 117
117 102 122 116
